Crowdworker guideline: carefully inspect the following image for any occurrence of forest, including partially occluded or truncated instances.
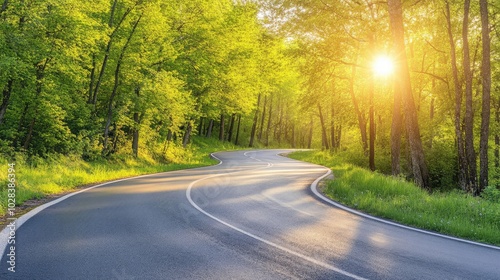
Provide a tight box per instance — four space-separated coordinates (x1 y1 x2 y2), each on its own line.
0 0 499 197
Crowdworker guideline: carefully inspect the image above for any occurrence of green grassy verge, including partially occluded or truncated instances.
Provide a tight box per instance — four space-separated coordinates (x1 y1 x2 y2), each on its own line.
0 137 239 216
289 150 500 246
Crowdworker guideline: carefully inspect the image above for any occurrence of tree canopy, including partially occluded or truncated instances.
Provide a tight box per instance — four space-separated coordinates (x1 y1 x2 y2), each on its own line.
1 0 498 194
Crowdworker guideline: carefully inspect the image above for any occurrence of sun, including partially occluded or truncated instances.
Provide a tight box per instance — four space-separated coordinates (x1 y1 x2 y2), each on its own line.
373 55 394 77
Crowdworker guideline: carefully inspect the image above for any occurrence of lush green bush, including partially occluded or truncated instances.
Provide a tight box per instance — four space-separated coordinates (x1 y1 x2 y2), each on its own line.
426 140 458 191
482 186 500 203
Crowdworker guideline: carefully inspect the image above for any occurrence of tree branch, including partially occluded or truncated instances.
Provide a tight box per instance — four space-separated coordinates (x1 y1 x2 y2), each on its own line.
412 70 448 85
425 39 446 53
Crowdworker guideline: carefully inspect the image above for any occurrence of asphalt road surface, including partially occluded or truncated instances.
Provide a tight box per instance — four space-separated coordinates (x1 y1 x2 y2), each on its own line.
1 150 499 279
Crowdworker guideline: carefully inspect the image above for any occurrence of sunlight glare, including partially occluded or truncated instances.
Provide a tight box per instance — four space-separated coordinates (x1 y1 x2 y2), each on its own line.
373 55 394 77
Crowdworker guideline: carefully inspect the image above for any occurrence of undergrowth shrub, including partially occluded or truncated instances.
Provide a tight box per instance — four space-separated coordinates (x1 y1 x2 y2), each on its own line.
482 186 500 203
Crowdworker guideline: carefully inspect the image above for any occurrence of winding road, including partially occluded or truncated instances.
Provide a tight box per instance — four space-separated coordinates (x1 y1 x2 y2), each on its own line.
1 150 499 279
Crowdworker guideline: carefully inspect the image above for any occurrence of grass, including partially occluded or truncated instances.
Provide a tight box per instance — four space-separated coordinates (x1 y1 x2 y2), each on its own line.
0 137 240 216
288 150 500 246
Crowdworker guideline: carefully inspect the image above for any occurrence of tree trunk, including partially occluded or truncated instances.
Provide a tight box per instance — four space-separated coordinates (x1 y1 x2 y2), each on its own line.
111 122 119 154
23 118 36 150
308 117 313 149
282 106 288 142
23 60 48 150
219 114 225 141
478 0 491 194
1 0 8 14
387 0 430 189
330 98 336 151
102 91 115 155
317 103 330 150
265 95 273 146
445 1 467 191
349 64 368 153
495 105 500 180
274 101 281 142
103 14 142 155
249 93 261 147
496 134 499 170
14 102 28 148
0 79 13 125
131 87 141 158
299 130 304 148
235 114 241 145
163 130 172 156
462 0 477 192
198 117 204 136
336 124 342 149
109 0 118 27
227 113 235 142
206 119 213 137
391 77 403 176
92 42 111 106
369 74 375 171
429 96 435 149
91 4 133 106
132 112 139 157
182 122 192 148
277 103 284 145
258 95 267 141
87 54 96 104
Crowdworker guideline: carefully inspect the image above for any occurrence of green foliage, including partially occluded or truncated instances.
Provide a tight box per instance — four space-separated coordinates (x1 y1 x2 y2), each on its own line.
289 150 500 246
482 186 500 203
0 136 238 216
1 0 497 217
426 140 458 191
261 0 500 193
0 0 281 218
0 0 275 159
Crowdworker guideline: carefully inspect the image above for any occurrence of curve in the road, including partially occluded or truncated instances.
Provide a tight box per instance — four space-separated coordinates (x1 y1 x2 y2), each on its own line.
0 172 161 257
1 149 499 280
306 159 500 251
187 152 367 280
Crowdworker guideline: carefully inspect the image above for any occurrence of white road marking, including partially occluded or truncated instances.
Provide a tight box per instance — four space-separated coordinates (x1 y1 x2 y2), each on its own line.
260 189 315 217
243 151 263 162
0 172 165 257
210 153 224 165
306 165 500 251
0 155 229 258
187 152 367 280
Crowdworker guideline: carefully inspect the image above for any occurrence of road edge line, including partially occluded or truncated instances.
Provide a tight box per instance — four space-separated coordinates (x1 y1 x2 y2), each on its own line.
187 151 367 280
308 166 500 251
0 154 226 258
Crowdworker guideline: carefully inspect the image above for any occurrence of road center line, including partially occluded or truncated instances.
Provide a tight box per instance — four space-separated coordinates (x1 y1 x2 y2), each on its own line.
186 152 367 280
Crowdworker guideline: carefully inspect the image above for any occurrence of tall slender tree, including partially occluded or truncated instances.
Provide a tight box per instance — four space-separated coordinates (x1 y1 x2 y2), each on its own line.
387 0 430 189
462 0 477 192
445 0 467 191
478 0 491 194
